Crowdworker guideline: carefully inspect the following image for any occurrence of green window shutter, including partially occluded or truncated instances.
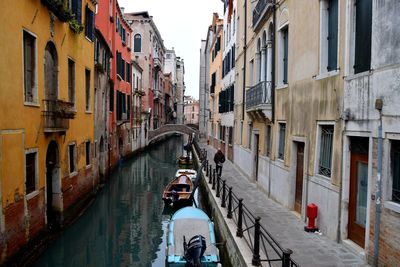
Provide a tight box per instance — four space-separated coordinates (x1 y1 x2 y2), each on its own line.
328 0 338 71
354 0 372 74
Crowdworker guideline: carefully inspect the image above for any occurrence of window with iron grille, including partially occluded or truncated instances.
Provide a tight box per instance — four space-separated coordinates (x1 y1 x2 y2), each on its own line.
228 127 233 145
248 123 253 149
318 125 334 177
266 125 271 157
391 140 400 203
25 152 37 194
278 123 286 160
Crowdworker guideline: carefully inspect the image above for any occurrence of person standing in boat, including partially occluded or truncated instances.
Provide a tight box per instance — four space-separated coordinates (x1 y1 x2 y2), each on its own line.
214 148 225 177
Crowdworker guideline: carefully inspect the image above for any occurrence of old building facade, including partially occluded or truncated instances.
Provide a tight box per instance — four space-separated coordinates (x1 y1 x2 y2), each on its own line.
184 96 200 125
0 0 97 262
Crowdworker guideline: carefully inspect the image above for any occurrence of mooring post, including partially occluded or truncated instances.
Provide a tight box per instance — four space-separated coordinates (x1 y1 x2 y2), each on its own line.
216 175 221 197
212 169 216 190
252 217 261 266
227 186 233 218
221 180 226 207
236 198 243 237
282 249 293 267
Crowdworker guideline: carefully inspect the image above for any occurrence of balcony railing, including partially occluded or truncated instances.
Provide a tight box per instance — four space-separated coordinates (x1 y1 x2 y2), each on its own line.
246 81 272 109
42 99 75 132
41 0 73 22
252 0 273 29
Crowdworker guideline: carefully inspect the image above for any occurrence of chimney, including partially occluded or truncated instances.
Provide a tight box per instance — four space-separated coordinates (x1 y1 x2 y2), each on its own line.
121 7 125 14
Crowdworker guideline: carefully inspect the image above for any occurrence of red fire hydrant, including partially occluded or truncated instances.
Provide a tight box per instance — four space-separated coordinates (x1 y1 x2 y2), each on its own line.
305 203 319 232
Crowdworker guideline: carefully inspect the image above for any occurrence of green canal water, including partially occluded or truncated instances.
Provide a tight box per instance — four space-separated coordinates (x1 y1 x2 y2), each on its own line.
32 135 195 267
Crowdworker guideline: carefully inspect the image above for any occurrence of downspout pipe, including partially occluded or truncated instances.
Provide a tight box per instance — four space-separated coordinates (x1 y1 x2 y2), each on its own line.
271 0 276 123
373 99 383 267
242 0 247 121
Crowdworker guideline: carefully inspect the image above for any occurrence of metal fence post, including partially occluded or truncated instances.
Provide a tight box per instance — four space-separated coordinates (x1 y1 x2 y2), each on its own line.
227 187 233 218
212 169 216 190
216 175 221 197
282 249 293 267
209 168 214 184
236 198 243 237
221 180 226 207
252 217 261 266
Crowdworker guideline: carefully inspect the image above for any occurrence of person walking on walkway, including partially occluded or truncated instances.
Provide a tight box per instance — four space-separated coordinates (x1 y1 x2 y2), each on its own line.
214 148 225 177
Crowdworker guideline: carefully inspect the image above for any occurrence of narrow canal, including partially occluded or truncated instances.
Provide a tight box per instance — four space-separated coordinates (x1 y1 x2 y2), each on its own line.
33 135 194 267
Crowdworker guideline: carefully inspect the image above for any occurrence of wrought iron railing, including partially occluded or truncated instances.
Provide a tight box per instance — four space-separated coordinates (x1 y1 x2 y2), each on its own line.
253 0 273 28
246 81 272 110
41 0 73 22
193 140 299 267
42 99 75 131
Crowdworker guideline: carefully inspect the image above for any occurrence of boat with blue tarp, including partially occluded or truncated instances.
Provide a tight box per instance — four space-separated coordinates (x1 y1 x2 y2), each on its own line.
166 207 221 266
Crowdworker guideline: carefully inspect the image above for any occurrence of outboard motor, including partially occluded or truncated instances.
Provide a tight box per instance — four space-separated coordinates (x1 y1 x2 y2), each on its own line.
184 235 206 267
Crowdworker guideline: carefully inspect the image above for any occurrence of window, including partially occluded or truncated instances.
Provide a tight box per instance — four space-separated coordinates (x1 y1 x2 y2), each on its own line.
354 0 372 74
109 87 114 111
85 141 91 166
265 125 271 157
85 69 90 111
126 62 131 82
71 0 82 24
318 125 334 177
134 34 142 52
210 72 216 94
85 6 94 41
69 144 76 173
249 60 254 86
23 31 37 103
248 123 253 148
320 0 338 72
240 121 243 145
68 59 75 104
25 151 37 194
391 140 400 203
278 123 286 160
280 27 289 84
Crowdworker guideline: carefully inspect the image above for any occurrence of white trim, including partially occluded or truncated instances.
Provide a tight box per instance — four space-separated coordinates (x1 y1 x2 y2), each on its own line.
22 29 38 105
314 70 340 81
384 201 400 214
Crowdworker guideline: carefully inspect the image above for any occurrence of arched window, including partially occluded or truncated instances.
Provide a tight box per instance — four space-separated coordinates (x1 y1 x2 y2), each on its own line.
134 34 141 52
44 41 58 101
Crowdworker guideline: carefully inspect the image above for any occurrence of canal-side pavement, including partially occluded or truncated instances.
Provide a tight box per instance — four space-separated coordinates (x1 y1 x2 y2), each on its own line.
200 142 369 267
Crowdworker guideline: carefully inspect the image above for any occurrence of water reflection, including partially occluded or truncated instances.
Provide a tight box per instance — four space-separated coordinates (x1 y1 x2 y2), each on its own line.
33 136 186 267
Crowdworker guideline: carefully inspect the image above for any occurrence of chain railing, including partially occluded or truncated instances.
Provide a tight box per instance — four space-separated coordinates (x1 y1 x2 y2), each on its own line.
193 140 299 267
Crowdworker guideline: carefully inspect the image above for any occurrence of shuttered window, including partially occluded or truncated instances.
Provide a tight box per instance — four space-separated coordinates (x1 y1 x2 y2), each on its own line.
85 6 94 41
23 31 36 103
85 141 91 166
318 125 334 177
327 0 338 71
126 62 131 82
134 34 142 52
85 69 90 111
282 28 288 84
354 0 372 74
71 0 82 24
391 140 400 203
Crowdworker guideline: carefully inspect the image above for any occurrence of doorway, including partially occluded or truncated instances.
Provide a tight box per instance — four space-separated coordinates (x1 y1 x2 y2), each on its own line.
348 137 369 247
294 142 304 214
253 134 260 181
46 141 60 227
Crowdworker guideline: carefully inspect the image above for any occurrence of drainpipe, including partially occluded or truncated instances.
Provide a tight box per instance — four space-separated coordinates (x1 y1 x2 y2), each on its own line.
242 0 247 121
271 0 276 123
373 98 383 267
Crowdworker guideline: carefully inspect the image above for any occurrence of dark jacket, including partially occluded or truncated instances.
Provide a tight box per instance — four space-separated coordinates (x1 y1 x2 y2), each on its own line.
214 150 225 166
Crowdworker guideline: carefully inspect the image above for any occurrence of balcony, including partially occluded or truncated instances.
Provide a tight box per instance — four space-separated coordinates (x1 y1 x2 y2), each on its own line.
252 0 273 30
246 81 272 121
42 99 75 132
41 0 73 22
153 56 162 70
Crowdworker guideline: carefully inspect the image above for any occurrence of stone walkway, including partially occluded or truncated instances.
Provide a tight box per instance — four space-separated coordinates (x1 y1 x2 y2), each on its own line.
200 143 369 267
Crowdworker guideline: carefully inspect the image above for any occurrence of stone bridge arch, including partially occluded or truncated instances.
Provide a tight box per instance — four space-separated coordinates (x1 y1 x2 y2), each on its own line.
147 124 199 144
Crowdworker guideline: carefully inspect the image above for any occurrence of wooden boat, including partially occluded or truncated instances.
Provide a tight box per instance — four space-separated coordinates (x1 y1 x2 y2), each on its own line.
166 207 221 266
175 169 197 181
162 174 193 207
178 156 193 168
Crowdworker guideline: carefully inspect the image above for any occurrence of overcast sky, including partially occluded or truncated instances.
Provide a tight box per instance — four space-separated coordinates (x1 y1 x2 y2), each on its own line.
118 0 223 99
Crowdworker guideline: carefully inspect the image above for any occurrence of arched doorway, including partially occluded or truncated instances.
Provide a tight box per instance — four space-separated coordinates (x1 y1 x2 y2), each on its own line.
44 42 58 101
46 141 61 227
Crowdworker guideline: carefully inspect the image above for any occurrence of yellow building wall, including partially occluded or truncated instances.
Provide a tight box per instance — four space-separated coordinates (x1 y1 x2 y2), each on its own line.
0 0 95 207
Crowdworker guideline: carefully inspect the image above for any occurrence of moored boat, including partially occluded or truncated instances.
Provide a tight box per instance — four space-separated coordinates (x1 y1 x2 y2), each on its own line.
166 207 221 267
178 156 193 168
162 174 193 207
175 169 197 181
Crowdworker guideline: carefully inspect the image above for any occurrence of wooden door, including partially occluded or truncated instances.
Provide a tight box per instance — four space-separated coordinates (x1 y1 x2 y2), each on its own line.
348 151 368 247
294 143 304 213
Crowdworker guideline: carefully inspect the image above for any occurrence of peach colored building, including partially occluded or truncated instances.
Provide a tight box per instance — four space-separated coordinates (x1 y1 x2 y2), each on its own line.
184 96 199 125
